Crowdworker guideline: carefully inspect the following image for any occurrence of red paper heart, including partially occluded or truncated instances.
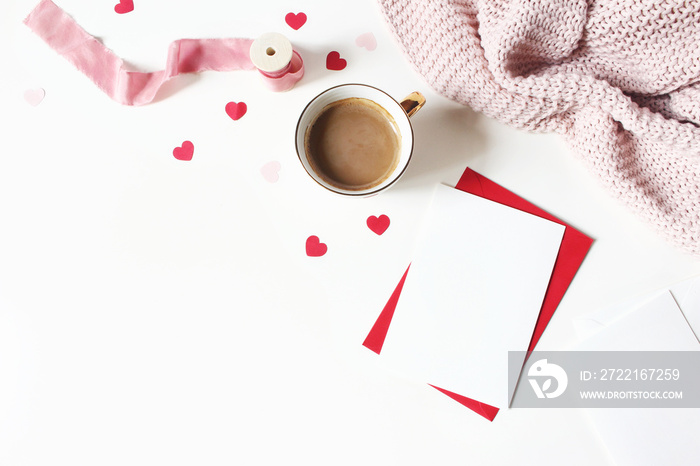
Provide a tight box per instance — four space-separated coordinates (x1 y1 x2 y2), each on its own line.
173 141 194 161
285 12 307 30
114 0 134 14
225 101 247 120
326 51 347 71
367 215 390 235
306 235 327 257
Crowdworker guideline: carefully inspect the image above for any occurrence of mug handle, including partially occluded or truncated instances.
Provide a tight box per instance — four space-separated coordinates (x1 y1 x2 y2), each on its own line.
400 91 426 118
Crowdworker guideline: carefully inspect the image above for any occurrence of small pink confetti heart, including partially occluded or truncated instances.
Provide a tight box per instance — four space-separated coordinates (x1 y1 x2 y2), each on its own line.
260 161 281 183
326 51 347 71
306 235 327 257
367 215 390 235
114 0 134 14
173 141 194 161
24 88 45 106
355 32 377 51
285 12 307 30
225 101 247 121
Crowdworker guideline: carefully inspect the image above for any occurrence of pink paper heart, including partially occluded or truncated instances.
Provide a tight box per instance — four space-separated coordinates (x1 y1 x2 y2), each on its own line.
114 0 134 14
24 88 45 106
326 51 347 71
285 12 307 30
355 32 377 51
225 101 247 121
173 141 194 161
260 161 281 183
367 215 390 235
306 235 327 257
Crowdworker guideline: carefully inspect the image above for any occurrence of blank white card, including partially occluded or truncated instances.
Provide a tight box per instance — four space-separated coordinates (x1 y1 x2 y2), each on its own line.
380 184 565 408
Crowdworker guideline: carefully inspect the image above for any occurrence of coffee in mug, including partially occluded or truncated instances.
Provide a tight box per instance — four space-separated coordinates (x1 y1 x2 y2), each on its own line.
304 97 401 191
296 84 425 197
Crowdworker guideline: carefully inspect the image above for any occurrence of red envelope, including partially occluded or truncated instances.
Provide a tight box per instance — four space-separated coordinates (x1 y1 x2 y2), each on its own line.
363 168 593 421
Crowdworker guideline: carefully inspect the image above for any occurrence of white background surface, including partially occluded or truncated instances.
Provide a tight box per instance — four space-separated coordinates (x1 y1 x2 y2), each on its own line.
2 0 700 465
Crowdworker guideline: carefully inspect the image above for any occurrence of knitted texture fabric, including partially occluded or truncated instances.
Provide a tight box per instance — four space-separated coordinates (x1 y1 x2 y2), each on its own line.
377 0 700 255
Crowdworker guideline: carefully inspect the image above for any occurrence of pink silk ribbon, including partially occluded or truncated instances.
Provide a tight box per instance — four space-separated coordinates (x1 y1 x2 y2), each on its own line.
24 0 304 105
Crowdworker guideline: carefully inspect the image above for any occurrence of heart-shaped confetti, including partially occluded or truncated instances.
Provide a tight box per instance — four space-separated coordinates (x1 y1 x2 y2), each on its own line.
23 88 45 106
355 32 377 51
367 215 390 235
326 51 347 71
173 141 194 161
306 235 327 257
225 101 247 121
114 0 134 14
260 161 281 183
285 12 307 30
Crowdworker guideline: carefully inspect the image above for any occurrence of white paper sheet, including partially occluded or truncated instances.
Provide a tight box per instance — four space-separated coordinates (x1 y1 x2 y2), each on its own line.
574 290 700 466
379 184 565 408
670 275 700 341
573 275 700 343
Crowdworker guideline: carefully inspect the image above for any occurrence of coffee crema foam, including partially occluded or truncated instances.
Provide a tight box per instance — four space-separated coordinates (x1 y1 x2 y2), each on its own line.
304 97 401 191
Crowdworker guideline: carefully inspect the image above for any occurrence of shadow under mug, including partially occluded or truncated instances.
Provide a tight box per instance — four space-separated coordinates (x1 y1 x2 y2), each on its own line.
295 84 425 197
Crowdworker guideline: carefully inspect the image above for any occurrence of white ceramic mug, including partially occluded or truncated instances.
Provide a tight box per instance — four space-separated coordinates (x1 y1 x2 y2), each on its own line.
295 84 425 197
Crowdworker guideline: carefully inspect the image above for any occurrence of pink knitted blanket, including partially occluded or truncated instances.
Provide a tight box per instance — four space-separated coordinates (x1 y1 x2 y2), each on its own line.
378 0 700 256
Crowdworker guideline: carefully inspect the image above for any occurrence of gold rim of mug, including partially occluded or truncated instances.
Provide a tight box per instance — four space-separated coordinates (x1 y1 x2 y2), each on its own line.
295 83 415 197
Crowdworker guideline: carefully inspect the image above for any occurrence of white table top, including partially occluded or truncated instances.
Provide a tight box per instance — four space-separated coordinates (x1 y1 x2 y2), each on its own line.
3 0 699 464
